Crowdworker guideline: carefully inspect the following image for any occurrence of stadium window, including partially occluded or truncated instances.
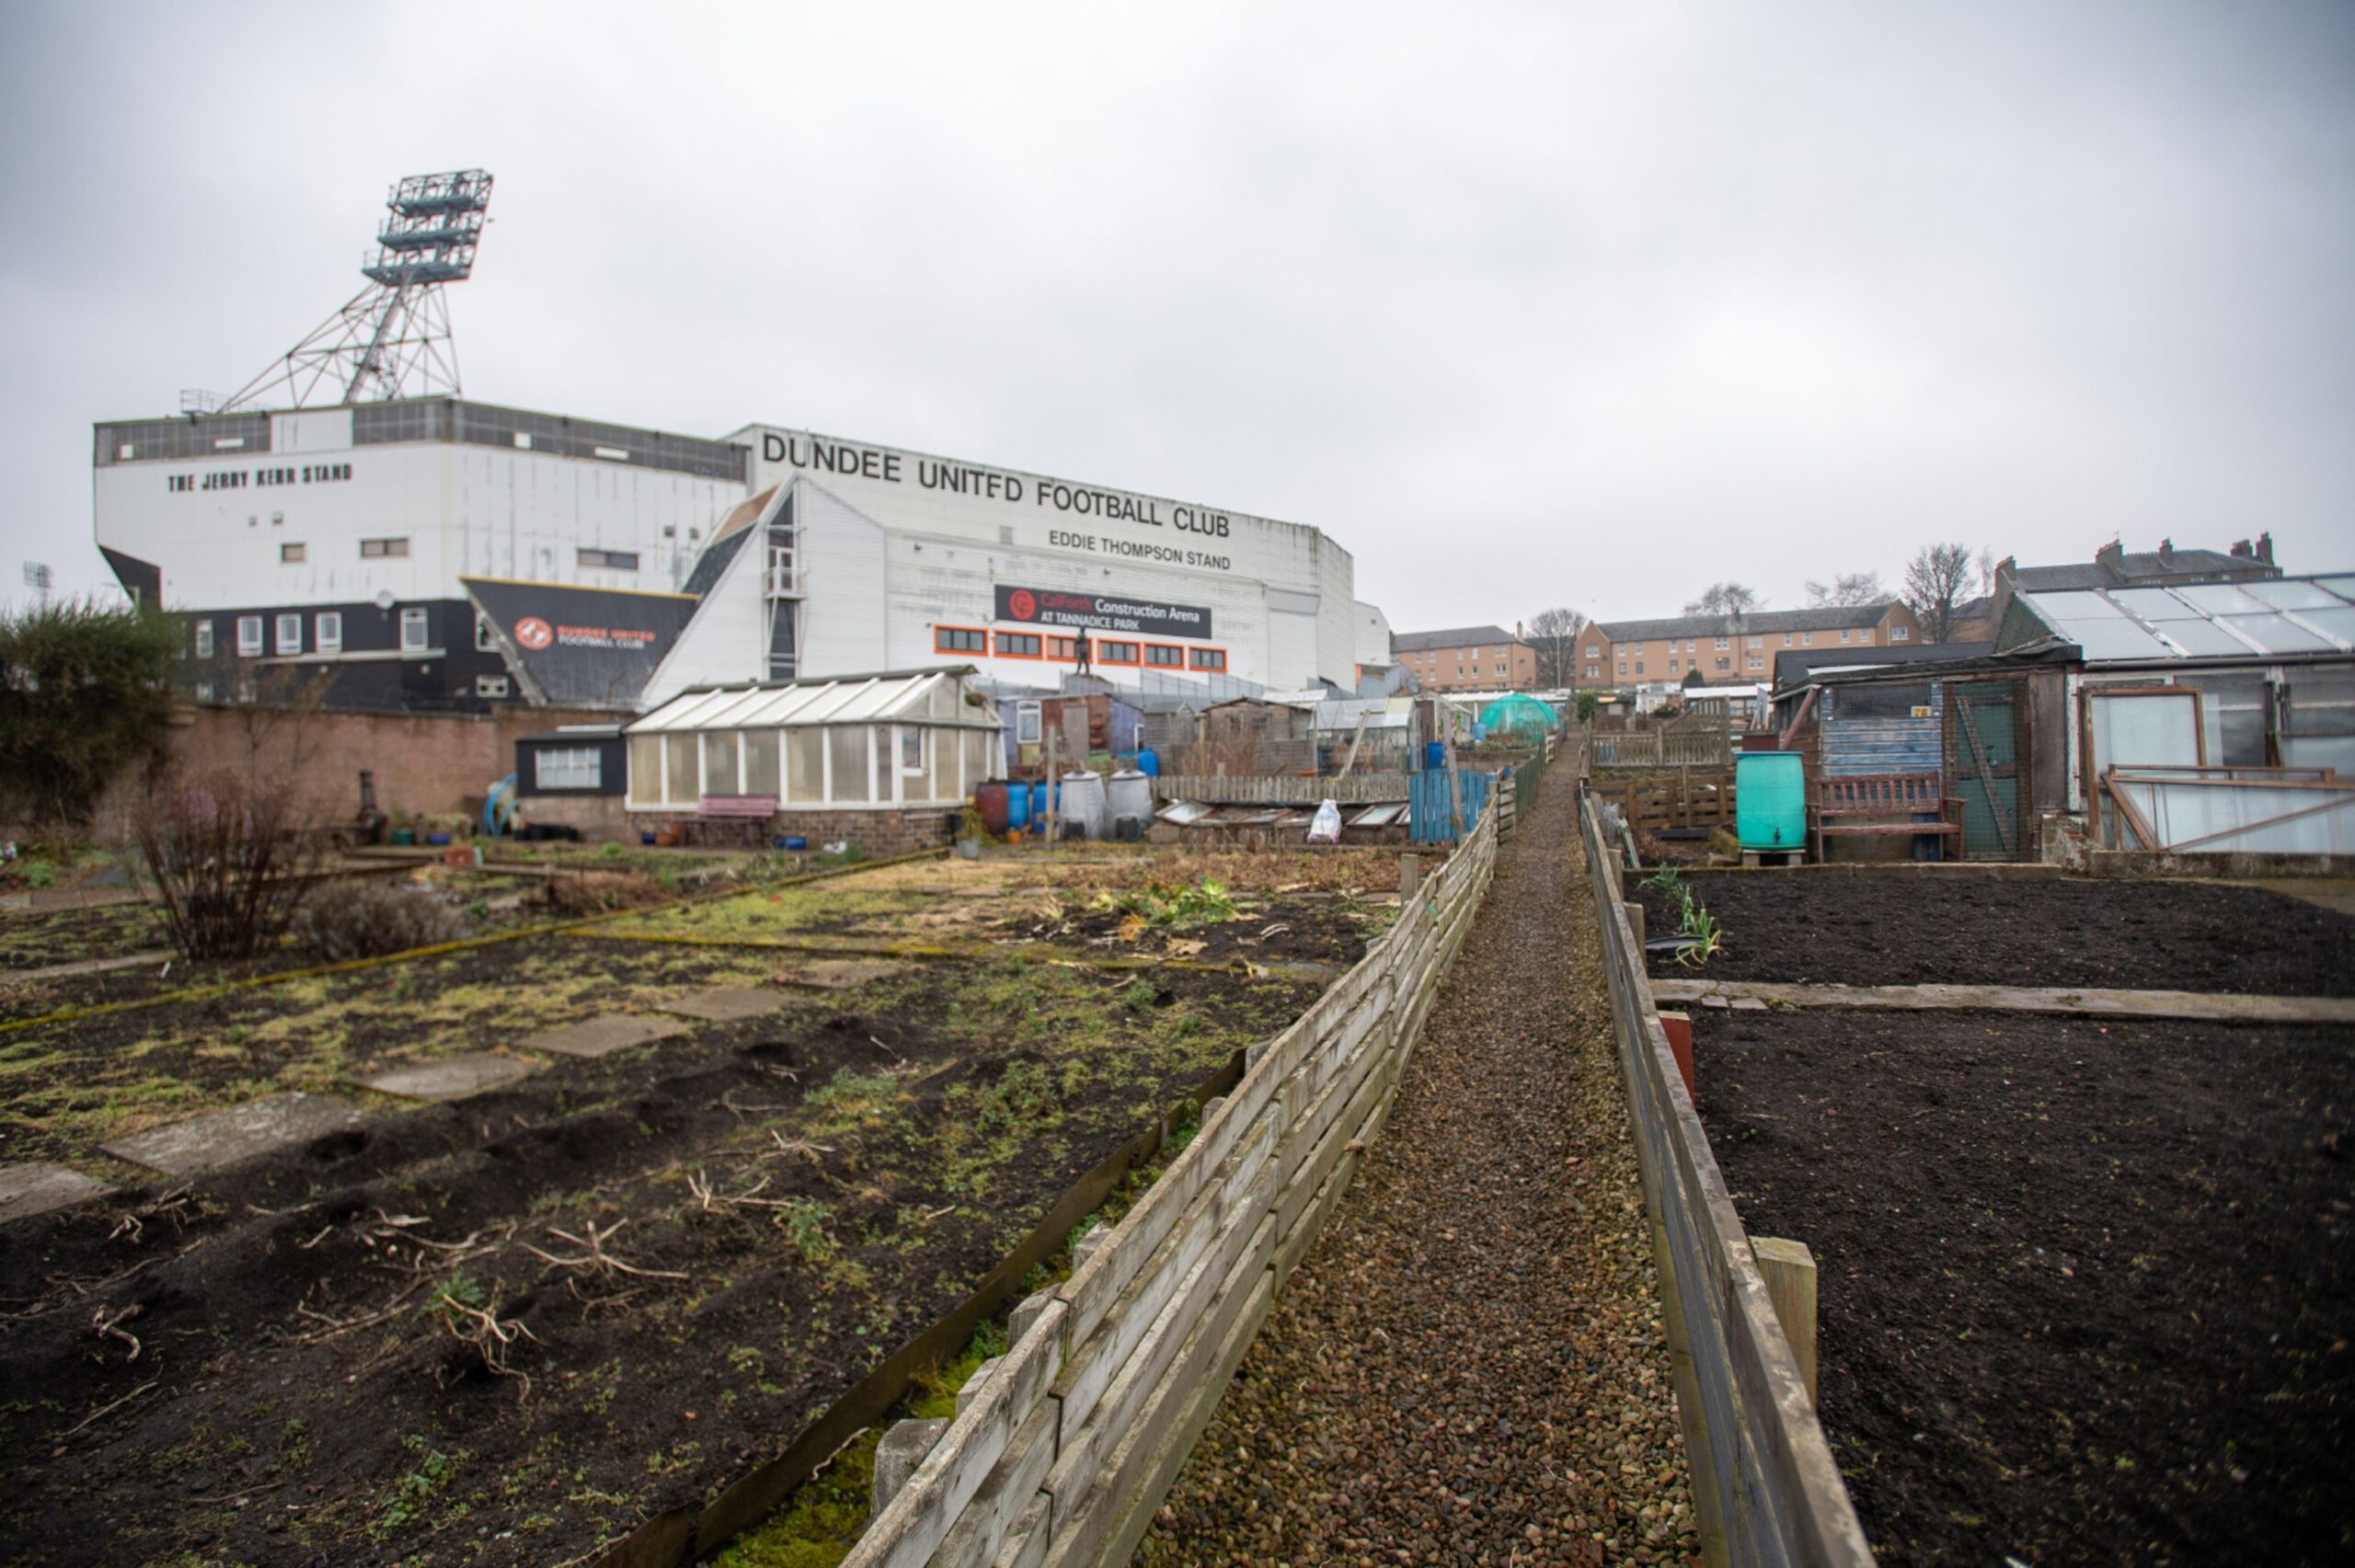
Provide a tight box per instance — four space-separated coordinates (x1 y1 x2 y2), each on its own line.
994 631 1041 658
579 547 639 571
273 612 302 655
476 675 510 698
316 612 342 653
1189 647 1227 671
1046 635 1078 661
1145 644 1184 668
236 615 263 657
477 613 498 652
280 543 306 564
935 625 986 654
1099 640 1139 665
193 621 214 660
400 608 430 651
360 537 409 558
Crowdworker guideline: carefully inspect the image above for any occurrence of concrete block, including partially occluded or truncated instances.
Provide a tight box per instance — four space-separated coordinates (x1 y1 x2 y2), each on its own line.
658 985 795 1021
516 1013 687 1059
1071 1221 1111 1270
100 1093 361 1176
870 1418 952 1520
357 1052 537 1103
0 1162 109 1223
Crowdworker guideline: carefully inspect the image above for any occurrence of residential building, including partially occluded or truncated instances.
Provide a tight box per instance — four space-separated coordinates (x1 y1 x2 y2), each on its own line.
1573 601 1920 692
1390 624 1538 692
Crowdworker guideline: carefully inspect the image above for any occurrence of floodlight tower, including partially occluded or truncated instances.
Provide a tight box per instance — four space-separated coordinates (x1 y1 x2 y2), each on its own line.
222 170 494 411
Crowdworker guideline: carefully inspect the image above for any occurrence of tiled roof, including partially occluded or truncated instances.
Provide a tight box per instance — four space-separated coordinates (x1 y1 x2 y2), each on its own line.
1594 602 1898 644
1391 624 1519 652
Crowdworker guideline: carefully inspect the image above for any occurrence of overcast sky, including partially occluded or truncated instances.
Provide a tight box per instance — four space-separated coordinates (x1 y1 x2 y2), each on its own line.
3 1 2349 629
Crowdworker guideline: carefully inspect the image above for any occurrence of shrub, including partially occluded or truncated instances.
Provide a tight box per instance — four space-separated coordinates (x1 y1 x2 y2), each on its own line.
0 598 178 827
293 882 464 960
137 770 319 961
537 872 665 918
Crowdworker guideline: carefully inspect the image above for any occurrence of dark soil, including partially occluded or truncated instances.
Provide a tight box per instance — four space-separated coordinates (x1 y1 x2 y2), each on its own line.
1632 870 2355 994
0 957 1321 1568
1694 1007 2355 1566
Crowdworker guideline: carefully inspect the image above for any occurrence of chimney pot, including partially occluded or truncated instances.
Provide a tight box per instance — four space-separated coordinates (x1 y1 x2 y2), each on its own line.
2095 540 2124 574
2257 532 2274 565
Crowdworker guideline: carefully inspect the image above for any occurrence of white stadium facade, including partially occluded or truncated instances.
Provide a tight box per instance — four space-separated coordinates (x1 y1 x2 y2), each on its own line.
93 399 1381 713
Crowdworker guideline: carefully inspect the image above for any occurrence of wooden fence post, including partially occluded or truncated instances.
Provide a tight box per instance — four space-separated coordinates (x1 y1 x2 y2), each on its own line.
1751 1237 1819 1405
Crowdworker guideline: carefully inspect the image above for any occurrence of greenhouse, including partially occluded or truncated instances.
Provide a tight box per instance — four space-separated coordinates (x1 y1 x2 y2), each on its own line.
1477 693 1558 738
624 668 1003 814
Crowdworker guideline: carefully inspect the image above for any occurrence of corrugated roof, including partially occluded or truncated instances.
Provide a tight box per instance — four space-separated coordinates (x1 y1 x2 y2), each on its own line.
1391 624 1518 652
627 669 997 733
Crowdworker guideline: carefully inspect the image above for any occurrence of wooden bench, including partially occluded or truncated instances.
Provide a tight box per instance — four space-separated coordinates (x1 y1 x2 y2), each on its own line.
1810 773 1961 862
681 794 778 848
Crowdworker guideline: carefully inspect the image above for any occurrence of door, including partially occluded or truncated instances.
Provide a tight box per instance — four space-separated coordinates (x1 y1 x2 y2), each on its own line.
1946 681 2026 860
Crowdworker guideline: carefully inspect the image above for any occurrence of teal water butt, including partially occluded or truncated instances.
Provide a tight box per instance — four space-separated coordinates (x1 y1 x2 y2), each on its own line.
1735 751 1806 852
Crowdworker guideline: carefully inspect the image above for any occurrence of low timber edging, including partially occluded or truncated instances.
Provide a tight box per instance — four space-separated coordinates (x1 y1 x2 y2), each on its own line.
1150 773 1412 805
835 809 1499 1568
1577 791 1876 1568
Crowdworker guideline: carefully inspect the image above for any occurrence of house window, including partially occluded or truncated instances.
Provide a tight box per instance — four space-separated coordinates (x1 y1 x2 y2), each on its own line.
1190 647 1227 671
994 631 1041 658
1669 658 1680 672
1585 664 1599 679
361 537 409 558
1748 654 1764 670
534 746 602 790
400 608 430 651
578 548 638 571
236 615 263 657
1583 645 1599 658
1783 633 1794 647
316 612 342 653
476 674 510 698
1633 662 1644 675
1629 643 1643 656
1801 632 1813 646
935 625 986 654
1145 645 1184 668
1893 625 1911 641
1617 662 1627 676
193 621 214 660
1716 658 1730 672
280 543 306 564
1840 629 1852 643
1099 639 1140 665
1496 661 1507 675
1860 629 1873 644
477 613 498 652
1715 635 1729 649
1016 703 1042 744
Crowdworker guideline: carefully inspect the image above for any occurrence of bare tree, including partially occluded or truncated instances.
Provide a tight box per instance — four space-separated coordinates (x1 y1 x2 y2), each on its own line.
1682 582 1763 617
1904 543 1977 643
1803 571 1887 606
1525 606 1590 688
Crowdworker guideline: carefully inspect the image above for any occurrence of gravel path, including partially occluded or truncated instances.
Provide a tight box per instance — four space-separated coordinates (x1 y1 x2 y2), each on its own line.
1140 764 1700 1566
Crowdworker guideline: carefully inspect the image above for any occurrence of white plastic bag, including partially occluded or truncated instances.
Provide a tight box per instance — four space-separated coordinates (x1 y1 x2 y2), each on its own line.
1307 798 1343 844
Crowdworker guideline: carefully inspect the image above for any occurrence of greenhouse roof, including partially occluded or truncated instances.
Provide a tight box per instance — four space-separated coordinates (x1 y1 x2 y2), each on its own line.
626 668 994 733
2014 576 2355 663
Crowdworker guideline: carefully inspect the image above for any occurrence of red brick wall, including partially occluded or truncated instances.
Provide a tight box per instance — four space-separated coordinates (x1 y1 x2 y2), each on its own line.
86 702 619 843
628 806 958 859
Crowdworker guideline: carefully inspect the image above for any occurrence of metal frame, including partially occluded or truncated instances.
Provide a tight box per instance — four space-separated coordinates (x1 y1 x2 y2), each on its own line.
224 171 494 410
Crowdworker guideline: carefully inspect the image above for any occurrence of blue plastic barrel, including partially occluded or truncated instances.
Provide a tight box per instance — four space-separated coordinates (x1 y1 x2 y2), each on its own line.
1136 747 1160 777
1005 782 1031 831
1425 740 1446 770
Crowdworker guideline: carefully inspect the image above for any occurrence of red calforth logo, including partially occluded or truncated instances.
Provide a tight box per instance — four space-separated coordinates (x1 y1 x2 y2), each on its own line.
513 616 555 650
1006 589 1037 621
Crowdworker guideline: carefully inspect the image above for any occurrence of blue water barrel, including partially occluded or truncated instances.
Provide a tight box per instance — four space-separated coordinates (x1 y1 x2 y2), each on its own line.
1735 752 1807 851
1136 747 1160 777
1005 782 1031 831
1425 740 1447 771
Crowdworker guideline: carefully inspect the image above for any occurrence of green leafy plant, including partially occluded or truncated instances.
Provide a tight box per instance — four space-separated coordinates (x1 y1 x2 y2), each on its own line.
1112 878 1237 930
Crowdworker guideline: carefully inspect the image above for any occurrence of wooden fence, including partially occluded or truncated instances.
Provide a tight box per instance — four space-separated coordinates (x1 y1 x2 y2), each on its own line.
1151 773 1412 806
1587 770 1736 833
1577 792 1873 1568
1587 729 1735 769
846 811 1499 1568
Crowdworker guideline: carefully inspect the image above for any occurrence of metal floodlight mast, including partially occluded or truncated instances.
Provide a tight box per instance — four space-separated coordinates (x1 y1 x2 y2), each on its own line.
222 170 494 412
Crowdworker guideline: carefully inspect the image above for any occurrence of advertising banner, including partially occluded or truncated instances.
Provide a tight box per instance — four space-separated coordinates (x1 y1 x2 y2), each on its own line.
993 585 1212 639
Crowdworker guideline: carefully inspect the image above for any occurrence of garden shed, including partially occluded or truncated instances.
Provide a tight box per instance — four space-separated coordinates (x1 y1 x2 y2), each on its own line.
624 668 1004 854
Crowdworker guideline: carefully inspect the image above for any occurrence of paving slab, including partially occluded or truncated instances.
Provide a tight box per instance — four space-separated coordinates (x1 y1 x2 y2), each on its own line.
0 1162 111 1223
357 1053 539 1103
776 958 913 991
100 1093 362 1177
516 1013 688 1059
658 986 796 1022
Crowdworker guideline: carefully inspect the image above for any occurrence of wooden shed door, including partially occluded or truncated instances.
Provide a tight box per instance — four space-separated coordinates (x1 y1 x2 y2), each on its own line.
1946 681 2027 860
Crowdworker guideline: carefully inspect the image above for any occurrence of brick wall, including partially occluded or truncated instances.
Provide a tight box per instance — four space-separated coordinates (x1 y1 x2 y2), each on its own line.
628 805 959 859
85 702 618 843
